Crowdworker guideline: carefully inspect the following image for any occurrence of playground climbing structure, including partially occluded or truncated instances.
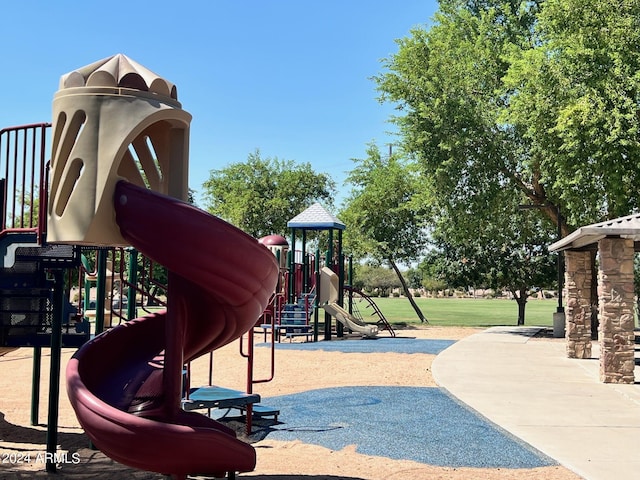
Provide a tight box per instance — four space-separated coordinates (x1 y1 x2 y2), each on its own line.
50 54 278 479
1 122 88 471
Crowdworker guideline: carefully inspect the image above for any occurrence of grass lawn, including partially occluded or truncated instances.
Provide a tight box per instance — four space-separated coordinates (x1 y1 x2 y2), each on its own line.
368 296 558 328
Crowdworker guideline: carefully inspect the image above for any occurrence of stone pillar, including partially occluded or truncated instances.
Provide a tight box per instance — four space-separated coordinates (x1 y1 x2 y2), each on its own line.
564 250 593 359
597 237 636 384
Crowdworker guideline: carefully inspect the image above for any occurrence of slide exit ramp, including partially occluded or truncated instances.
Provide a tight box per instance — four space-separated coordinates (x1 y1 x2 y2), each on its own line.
319 267 378 338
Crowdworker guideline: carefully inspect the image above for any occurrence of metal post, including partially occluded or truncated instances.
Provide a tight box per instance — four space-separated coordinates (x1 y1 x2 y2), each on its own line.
552 205 565 337
301 229 307 296
46 269 64 473
245 328 254 435
30 346 41 425
556 205 564 313
313 249 320 342
518 202 565 335
95 249 107 334
324 246 332 341
0 178 5 230
337 230 345 319
127 248 138 320
348 256 354 315
288 229 296 304
164 271 185 419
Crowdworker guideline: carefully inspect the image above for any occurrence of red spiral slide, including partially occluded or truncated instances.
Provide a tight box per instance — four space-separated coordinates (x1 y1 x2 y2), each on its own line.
66 181 279 478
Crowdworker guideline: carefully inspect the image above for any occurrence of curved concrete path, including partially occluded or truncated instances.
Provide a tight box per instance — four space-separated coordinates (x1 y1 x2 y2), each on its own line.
432 326 640 480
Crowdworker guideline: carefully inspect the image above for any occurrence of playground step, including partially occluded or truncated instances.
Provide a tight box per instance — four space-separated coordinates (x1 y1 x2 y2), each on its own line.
1 231 80 269
0 285 88 348
238 404 280 421
182 385 260 411
280 305 308 325
0 286 52 342
15 243 80 268
296 292 316 308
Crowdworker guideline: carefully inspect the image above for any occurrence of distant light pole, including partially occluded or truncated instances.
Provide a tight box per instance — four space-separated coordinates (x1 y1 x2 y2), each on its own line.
518 203 564 314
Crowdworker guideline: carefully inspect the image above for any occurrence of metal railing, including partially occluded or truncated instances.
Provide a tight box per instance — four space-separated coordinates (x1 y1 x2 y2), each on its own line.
0 123 51 242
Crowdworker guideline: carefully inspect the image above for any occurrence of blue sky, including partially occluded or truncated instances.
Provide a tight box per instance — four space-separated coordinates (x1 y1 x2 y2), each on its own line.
0 1 437 206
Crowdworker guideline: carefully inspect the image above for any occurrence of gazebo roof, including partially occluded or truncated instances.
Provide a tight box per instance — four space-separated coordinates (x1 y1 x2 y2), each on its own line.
287 202 345 230
549 212 640 251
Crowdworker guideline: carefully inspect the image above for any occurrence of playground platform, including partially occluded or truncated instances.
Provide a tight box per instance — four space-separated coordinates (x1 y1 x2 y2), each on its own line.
433 326 640 480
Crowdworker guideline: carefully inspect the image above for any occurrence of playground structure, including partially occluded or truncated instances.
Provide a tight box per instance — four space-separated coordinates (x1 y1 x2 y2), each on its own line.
1 122 89 467
0 53 392 479
1 55 279 479
260 207 394 342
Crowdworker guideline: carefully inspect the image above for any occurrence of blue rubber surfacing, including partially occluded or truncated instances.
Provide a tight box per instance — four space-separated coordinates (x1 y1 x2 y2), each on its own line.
252 338 556 469
261 337 456 355
262 386 554 469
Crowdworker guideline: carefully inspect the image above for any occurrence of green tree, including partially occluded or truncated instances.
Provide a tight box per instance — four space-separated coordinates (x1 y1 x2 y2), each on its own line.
202 150 336 238
503 0 640 224
376 0 640 231
373 0 640 322
353 264 401 297
430 199 557 324
341 143 429 322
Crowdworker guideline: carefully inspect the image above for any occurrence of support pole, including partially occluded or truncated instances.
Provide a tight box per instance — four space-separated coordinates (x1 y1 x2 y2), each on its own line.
347 256 353 315
301 229 307 295
127 248 138 320
288 229 296 303
30 346 41 425
336 230 344 338
324 246 332 341
313 249 320 342
164 271 185 419
245 327 254 435
46 269 64 473
95 249 108 335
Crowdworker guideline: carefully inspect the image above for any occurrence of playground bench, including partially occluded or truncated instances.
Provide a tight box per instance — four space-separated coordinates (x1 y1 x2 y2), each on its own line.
181 385 260 411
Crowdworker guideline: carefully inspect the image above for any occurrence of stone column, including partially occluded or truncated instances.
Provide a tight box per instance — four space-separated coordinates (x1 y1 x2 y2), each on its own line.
564 250 593 359
597 237 636 384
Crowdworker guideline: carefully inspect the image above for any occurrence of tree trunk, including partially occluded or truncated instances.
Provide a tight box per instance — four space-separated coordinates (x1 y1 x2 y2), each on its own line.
512 287 528 326
388 258 429 323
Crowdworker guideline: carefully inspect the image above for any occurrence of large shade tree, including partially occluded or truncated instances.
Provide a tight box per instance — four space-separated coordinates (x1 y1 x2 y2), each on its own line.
504 0 640 225
341 143 429 322
427 189 558 324
373 0 640 322
202 150 336 238
375 0 640 234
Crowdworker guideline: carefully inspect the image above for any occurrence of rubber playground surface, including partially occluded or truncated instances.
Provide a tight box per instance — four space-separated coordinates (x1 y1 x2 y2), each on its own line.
257 385 552 469
219 337 557 469
1 328 595 479
266 337 456 355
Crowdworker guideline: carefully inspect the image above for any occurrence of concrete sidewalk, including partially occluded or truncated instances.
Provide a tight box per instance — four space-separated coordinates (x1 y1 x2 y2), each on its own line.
432 326 640 480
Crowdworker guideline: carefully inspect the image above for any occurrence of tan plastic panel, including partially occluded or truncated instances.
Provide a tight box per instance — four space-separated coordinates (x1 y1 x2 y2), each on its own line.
47 55 191 246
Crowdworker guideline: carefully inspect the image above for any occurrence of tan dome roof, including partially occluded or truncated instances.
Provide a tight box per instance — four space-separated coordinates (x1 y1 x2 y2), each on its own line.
59 53 177 100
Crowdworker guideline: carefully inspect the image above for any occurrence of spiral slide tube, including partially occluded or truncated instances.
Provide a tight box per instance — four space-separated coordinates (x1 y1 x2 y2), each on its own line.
66 181 279 478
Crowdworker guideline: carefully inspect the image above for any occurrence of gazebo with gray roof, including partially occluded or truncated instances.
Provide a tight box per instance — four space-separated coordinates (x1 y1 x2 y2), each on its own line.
549 213 640 383
287 202 346 340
